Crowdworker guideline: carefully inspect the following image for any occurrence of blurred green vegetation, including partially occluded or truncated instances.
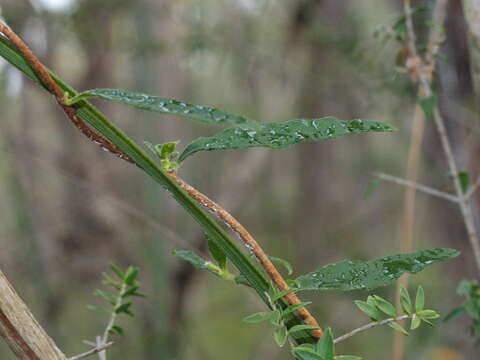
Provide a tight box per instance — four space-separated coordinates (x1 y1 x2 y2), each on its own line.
0 0 477 359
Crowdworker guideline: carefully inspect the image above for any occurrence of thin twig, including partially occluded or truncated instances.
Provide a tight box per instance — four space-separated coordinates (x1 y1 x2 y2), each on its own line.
67 342 113 360
374 172 459 203
431 107 480 273
167 171 323 339
334 315 411 344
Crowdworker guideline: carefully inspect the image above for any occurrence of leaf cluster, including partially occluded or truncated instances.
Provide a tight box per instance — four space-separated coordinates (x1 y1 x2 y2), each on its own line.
445 280 480 338
88 264 145 335
243 287 318 347
355 286 439 335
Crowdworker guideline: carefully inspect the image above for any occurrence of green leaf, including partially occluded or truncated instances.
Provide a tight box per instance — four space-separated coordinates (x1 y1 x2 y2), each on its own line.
109 325 124 335
93 290 117 305
288 325 321 334
272 288 300 302
179 118 396 161
282 302 313 317
234 275 251 287
294 344 316 352
124 267 139 286
410 316 421 330
121 285 140 298
363 179 380 200
388 322 409 335
295 248 459 291
86 305 110 314
64 88 255 127
110 264 125 280
317 328 335 360
115 302 132 315
101 273 122 290
372 295 397 317
243 312 273 323
274 326 288 347
292 349 324 360
208 237 227 270
417 310 440 319
269 256 294 275
417 95 437 119
172 250 208 270
270 310 282 326
458 172 470 194
354 301 381 321
421 318 435 327
415 286 425 312
444 306 466 322
335 356 363 360
400 287 413 315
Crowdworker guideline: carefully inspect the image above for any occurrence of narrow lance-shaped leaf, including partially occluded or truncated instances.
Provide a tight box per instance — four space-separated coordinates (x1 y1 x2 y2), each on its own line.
295 248 459 291
400 287 413 315
179 117 396 161
172 250 208 270
317 328 335 360
64 88 256 127
269 256 294 275
208 237 227 270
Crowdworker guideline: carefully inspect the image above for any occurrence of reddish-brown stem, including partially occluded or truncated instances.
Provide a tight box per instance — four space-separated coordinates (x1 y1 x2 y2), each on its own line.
0 22 132 163
168 171 323 338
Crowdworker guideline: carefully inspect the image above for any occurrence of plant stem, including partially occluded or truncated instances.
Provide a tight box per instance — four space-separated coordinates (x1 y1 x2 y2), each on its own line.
334 315 411 344
431 107 480 273
102 283 127 345
0 22 131 163
67 342 113 360
167 171 323 339
375 172 459 203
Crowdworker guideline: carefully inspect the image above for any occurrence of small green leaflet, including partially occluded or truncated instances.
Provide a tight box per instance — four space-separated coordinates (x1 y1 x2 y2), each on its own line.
295 248 459 291
64 88 256 127
269 255 293 275
179 118 396 161
208 237 227 270
417 95 437 119
458 172 470 194
172 250 208 270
